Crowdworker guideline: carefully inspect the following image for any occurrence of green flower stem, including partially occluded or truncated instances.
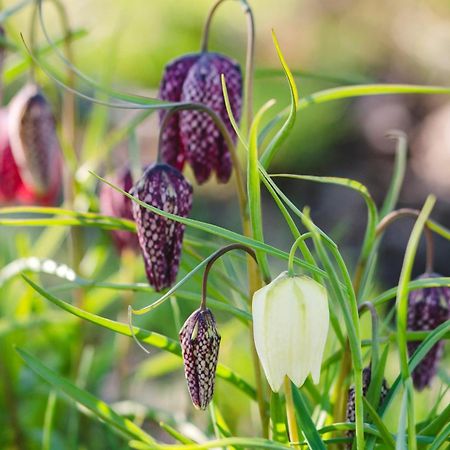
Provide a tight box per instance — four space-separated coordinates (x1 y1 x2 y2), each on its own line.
358 301 379 375
287 233 313 276
284 377 300 449
395 195 436 450
200 0 229 52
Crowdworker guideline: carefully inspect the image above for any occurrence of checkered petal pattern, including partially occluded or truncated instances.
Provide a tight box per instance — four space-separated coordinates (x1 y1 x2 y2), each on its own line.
100 167 140 253
131 164 193 291
159 52 242 184
345 366 389 448
179 308 221 410
8 83 62 197
407 273 450 390
159 54 200 170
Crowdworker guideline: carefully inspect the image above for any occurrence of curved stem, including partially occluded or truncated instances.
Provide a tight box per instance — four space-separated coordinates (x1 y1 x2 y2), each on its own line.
200 243 257 310
200 0 230 52
287 233 313 276
376 208 435 273
358 301 379 372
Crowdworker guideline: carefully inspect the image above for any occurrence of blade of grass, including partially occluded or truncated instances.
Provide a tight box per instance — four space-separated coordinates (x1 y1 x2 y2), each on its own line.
16 348 156 445
362 397 395 449
428 422 450 450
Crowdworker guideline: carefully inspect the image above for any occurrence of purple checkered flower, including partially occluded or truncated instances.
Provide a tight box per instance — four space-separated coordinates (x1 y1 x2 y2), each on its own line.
179 307 221 410
131 163 193 291
345 366 389 449
159 52 242 184
100 166 140 253
407 273 450 390
8 83 62 197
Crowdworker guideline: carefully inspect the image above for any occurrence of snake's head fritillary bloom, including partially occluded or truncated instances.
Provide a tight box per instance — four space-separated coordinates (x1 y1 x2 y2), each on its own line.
131 163 193 291
407 273 450 390
8 83 62 200
159 52 242 184
99 166 140 253
252 272 329 392
179 308 221 410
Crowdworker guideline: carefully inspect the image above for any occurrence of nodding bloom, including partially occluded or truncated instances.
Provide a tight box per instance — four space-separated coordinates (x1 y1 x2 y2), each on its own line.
179 308 221 410
345 366 389 449
159 52 242 184
6 83 62 205
252 272 329 392
407 273 450 390
99 166 140 253
131 163 193 291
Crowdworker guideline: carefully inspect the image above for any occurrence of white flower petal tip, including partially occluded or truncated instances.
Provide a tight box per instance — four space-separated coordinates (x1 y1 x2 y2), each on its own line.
252 272 329 392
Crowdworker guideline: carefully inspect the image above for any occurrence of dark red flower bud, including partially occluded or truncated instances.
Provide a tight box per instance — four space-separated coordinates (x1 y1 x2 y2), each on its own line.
159 52 242 184
179 308 221 410
0 109 24 203
99 166 140 253
407 273 450 390
131 163 193 291
345 366 389 448
8 83 62 198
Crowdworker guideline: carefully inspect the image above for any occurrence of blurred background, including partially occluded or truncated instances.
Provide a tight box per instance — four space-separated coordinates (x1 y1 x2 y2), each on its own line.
1 0 449 448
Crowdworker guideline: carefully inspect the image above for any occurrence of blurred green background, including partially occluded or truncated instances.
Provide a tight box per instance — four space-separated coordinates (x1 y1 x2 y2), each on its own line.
1 0 449 448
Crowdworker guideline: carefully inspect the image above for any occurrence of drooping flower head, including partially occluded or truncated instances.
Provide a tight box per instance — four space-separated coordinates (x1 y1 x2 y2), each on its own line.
407 273 450 390
99 166 140 253
252 272 329 392
159 52 242 184
8 83 62 201
179 307 221 410
131 163 193 291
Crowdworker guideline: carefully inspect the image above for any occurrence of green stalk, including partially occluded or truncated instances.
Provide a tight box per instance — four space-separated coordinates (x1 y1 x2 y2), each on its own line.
284 377 300 448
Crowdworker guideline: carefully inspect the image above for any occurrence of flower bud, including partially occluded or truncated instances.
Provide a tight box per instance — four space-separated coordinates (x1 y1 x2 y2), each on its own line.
131 163 193 291
252 272 329 392
159 52 242 184
345 366 389 448
8 83 62 198
99 166 140 253
179 308 221 410
407 273 450 390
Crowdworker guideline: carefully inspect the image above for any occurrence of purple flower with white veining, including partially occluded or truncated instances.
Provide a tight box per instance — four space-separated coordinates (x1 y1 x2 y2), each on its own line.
407 272 450 390
159 52 242 184
131 163 193 291
99 166 140 253
179 307 221 410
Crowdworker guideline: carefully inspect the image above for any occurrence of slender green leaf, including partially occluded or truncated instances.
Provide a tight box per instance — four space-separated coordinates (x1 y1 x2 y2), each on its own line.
291 387 327 450
428 422 450 450
260 32 298 169
396 388 409 450
362 397 395 449
16 348 155 445
270 393 289 444
159 422 196 445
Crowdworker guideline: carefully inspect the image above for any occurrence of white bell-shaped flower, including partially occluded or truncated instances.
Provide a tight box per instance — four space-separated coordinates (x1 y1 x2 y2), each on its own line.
252 271 329 392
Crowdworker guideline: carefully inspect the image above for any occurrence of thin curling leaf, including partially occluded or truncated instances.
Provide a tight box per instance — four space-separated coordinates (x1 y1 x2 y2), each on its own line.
252 272 329 392
8 83 62 201
99 166 140 253
260 31 298 169
179 53 242 183
159 54 200 170
179 308 221 410
131 164 193 291
407 273 450 390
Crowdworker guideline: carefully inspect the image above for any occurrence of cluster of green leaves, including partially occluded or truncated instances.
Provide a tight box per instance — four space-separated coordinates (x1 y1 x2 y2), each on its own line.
1 0 450 449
